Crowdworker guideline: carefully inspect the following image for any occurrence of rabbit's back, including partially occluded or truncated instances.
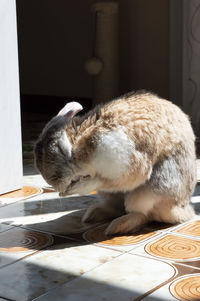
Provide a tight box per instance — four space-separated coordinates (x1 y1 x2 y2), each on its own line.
71 92 195 166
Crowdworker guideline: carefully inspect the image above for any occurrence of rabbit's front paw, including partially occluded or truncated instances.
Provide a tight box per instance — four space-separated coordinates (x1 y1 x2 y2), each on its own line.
105 212 146 235
82 204 110 223
105 216 130 235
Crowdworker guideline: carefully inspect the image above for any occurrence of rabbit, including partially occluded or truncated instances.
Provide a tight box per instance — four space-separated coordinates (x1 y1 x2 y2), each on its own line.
34 91 197 235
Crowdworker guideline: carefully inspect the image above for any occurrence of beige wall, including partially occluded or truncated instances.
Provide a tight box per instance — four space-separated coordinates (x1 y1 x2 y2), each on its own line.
17 0 169 100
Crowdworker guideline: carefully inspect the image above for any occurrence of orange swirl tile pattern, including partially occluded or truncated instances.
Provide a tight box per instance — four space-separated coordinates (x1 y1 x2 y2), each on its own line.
145 235 200 260
84 224 156 246
0 230 53 252
0 186 41 198
175 220 200 237
170 275 200 301
89 191 97 195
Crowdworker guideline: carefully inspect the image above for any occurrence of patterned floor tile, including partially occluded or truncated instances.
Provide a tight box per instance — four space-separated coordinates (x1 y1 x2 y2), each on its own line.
0 167 199 300
0 191 99 236
142 283 178 300
0 241 120 301
0 186 41 199
130 232 200 261
169 274 200 301
174 219 200 237
0 227 53 268
83 223 159 252
129 217 200 259
145 234 200 261
144 267 200 301
34 253 175 301
0 186 42 207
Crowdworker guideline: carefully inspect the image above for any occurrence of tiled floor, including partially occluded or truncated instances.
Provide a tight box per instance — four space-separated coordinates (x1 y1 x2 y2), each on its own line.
0 161 200 300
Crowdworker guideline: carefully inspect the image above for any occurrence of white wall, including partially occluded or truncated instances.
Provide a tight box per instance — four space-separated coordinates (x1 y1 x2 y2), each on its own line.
0 0 23 194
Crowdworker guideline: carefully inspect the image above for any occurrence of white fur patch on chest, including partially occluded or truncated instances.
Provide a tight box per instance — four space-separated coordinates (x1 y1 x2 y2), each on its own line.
92 127 134 179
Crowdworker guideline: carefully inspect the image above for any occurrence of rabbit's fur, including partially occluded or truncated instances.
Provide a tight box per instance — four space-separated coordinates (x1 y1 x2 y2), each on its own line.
34 91 196 235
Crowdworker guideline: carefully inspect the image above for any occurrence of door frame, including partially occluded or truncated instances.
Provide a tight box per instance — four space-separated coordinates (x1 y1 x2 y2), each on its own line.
170 0 200 134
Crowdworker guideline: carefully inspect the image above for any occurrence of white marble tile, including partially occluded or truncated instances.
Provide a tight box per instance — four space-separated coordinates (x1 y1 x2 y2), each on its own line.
0 197 21 207
0 243 120 301
0 223 13 233
143 282 178 300
34 253 175 301
0 193 99 235
192 195 200 203
0 185 42 207
24 191 98 212
22 209 100 236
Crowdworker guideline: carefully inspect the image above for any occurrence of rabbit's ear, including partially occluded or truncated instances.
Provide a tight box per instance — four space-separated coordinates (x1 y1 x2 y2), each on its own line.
57 102 83 120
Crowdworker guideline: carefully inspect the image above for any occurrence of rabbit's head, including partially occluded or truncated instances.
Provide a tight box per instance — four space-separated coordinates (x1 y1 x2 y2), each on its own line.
34 102 86 194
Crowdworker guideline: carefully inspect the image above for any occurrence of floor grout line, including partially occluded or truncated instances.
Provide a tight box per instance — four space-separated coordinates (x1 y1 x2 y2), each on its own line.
0 181 200 300
0 249 43 270
31 246 126 301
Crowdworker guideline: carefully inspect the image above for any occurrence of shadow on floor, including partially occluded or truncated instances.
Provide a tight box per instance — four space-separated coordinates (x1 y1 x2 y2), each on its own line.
0 251 173 301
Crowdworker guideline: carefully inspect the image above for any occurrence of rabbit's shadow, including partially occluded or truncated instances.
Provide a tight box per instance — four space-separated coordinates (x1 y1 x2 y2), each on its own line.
3 192 200 252
3 194 102 250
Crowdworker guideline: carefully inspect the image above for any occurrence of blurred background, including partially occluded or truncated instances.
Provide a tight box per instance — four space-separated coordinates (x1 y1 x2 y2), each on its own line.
15 0 200 141
17 0 170 105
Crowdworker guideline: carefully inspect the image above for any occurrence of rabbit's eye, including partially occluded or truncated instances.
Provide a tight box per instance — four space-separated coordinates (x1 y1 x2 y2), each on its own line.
48 175 58 183
50 173 62 182
68 175 90 189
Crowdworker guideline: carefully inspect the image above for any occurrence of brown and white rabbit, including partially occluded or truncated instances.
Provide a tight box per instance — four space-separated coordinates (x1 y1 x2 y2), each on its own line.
34 91 197 235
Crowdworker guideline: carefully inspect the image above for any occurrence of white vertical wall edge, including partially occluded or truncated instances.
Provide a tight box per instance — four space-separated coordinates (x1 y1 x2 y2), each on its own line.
0 0 23 194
